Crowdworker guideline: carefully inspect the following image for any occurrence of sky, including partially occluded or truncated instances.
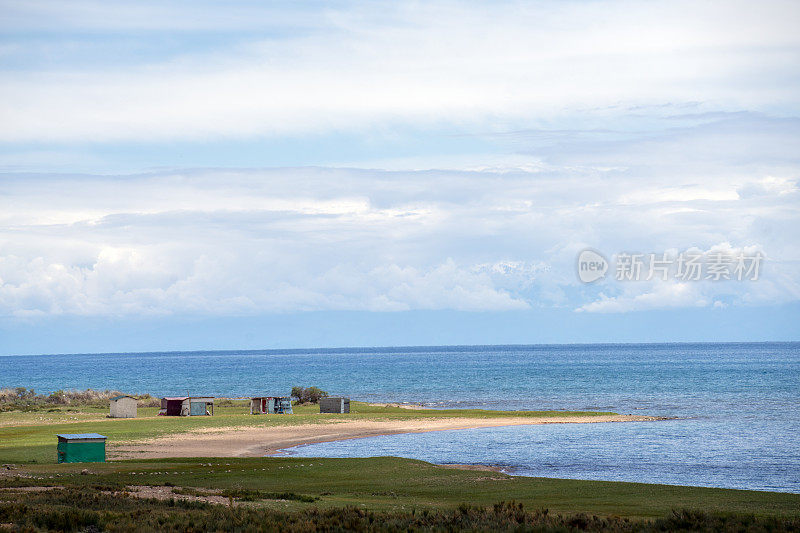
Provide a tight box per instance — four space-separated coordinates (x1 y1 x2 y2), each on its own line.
1 0 799 354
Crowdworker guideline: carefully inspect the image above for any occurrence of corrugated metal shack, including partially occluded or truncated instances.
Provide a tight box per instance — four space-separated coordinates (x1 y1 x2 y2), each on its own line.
56 433 107 463
109 395 137 418
159 396 214 416
319 397 350 413
250 397 293 414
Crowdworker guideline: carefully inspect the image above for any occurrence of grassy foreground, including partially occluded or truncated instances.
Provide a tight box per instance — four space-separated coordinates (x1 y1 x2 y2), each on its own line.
1 458 799 531
2 457 799 518
1 400 798 530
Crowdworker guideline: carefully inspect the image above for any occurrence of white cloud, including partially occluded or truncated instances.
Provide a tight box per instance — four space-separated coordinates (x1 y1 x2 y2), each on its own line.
577 282 708 314
0 0 321 31
1 0 798 324
0 251 529 316
737 176 798 199
1 0 799 142
0 149 798 318
575 243 799 313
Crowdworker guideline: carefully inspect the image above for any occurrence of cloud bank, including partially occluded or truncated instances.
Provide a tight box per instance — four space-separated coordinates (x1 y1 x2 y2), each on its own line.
1 0 799 143
2 116 798 318
1 0 798 323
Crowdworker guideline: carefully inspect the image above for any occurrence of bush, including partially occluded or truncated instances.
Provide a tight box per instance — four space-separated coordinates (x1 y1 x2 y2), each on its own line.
0 387 36 403
133 394 161 408
45 389 124 406
2 493 798 533
0 387 155 411
220 489 318 503
291 386 329 404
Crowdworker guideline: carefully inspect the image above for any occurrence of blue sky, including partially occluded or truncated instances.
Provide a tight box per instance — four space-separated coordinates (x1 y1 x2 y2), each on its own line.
1 0 799 354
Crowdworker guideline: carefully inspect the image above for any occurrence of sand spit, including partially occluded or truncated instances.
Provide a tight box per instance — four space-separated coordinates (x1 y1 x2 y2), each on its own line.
110 414 663 460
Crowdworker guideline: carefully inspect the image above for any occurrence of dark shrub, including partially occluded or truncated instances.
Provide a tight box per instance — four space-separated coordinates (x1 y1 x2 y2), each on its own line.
291 386 329 404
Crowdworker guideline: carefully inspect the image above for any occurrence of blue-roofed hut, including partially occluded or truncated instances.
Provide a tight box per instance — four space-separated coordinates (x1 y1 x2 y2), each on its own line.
56 433 107 463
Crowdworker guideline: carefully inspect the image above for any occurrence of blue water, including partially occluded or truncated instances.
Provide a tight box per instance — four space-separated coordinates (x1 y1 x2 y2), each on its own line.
2 343 799 492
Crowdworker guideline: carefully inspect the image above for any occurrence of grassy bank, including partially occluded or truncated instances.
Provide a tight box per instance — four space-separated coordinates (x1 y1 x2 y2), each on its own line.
2 457 799 520
1 487 798 533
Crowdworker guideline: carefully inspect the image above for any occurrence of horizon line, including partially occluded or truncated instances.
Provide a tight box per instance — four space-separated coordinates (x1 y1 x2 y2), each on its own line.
4 340 799 358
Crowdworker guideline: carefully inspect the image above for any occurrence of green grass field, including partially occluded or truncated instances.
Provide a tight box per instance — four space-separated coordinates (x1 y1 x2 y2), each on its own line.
4 457 799 519
1 401 798 531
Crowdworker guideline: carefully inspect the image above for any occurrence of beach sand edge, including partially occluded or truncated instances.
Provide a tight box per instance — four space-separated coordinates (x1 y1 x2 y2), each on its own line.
109 414 666 460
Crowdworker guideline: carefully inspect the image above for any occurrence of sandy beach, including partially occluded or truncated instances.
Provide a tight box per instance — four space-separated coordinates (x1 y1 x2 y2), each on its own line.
110 414 660 460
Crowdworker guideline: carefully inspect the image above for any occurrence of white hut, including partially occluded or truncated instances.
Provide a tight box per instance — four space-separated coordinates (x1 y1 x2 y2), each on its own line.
109 395 137 418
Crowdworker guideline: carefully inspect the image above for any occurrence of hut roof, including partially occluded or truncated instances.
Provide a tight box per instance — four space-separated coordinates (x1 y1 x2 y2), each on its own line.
161 396 214 401
57 433 107 440
109 395 135 401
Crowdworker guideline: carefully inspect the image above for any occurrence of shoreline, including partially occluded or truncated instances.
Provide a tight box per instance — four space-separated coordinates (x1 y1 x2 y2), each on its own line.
110 414 664 460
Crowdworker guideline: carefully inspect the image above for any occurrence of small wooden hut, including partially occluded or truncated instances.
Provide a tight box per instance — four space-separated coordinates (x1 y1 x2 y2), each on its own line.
319 397 350 413
250 397 293 414
109 395 137 418
159 396 214 416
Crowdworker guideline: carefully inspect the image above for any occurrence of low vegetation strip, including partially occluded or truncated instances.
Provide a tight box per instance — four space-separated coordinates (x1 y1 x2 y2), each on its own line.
0 388 160 413
0 489 797 532
1 458 798 519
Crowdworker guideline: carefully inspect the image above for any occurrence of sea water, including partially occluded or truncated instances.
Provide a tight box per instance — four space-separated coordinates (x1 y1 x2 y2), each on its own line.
2 343 798 492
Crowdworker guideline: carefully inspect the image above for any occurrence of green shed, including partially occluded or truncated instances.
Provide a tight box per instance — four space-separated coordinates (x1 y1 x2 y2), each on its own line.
56 433 107 463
